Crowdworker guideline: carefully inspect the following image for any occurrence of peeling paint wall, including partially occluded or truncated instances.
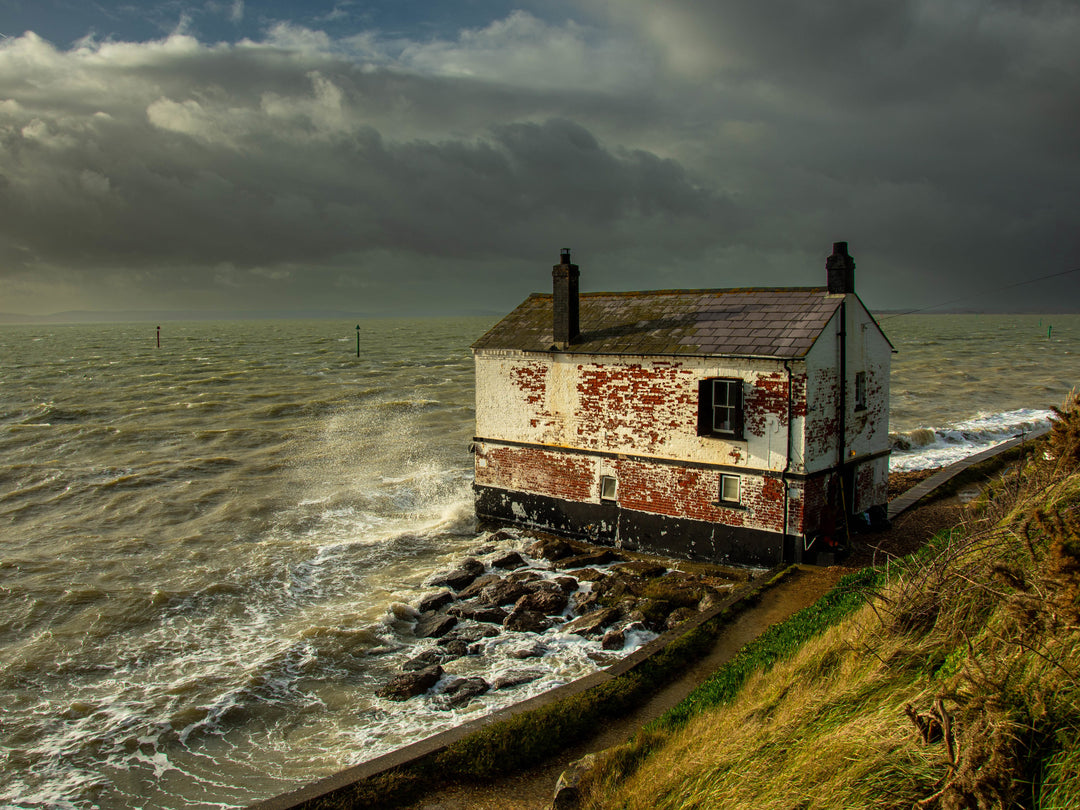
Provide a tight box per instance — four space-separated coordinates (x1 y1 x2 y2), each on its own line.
474 351 809 473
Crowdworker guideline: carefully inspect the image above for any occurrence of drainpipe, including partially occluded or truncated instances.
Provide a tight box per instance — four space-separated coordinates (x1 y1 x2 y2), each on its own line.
781 359 793 564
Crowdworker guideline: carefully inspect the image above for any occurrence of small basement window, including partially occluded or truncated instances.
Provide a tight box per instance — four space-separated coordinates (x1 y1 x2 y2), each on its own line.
697 378 744 440
854 371 867 411
720 474 741 504
600 475 618 501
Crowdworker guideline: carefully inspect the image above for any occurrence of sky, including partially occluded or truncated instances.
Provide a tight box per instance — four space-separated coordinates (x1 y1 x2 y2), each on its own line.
1 0 1078 318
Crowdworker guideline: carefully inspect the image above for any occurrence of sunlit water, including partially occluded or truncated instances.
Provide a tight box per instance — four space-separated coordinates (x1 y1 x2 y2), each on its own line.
1 314 1078 808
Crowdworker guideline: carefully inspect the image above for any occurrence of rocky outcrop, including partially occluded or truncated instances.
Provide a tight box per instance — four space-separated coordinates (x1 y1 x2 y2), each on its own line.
376 665 443 701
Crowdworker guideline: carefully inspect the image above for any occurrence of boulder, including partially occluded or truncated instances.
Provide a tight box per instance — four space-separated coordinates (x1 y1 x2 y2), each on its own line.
456 574 502 600
665 606 699 631
440 625 500 645
402 649 444 671
417 590 454 613
601 627 625 650
375 665 443 701
505 640 547 659
428 558 486 591
440 676 490 708
491 551 528 570
571 591 600 615
570 567 606 582
563 607 619 637
480 577 535 606
447 603 508 624
558 549 623 569
526 537 578 562
555 576 580 593
611 560 667 579
515 589 568 616
414 613 457 639
437 639 471 659
492 669 545 690
504 607 552 633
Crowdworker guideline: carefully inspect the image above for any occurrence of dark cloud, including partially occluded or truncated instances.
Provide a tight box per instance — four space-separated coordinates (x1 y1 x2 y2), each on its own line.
1 1 1078 315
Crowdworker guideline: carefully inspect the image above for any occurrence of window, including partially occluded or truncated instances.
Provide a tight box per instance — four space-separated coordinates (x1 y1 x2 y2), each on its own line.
600 475 618 501
854 371 867 411
720 474 741 504
697 378 744 439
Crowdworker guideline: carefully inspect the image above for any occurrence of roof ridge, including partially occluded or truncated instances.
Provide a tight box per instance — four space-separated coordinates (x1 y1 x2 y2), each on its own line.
529 286 828 299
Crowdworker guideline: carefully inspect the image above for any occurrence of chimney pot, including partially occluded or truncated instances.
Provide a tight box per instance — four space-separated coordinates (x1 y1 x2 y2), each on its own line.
552 249 580 348
826 241 856 294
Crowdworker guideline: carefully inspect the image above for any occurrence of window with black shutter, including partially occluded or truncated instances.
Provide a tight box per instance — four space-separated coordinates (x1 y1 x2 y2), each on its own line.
697 378 744 439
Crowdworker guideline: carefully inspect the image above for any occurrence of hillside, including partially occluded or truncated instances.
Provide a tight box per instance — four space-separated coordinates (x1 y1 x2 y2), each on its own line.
576 397 1080 809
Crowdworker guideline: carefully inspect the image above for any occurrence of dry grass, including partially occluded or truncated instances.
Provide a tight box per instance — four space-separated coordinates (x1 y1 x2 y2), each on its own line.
579 394 1080 810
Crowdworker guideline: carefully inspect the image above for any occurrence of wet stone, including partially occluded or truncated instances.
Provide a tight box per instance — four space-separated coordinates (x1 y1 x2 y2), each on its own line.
665 607 699 631
527 537 578 562
438 639 471 658
417 590 454 613
491 551 528 570
415 613 457 639
601 628 625 650
428 558 486 591
440 676 490 708
505 640 547 659
504 607 552 633
492 669 545 690
402 649 444 672
447 603 508 624
555 576 580 593
440 625 500 645
563 607 618 637
515 589 568 616
571 568 605 582
480 577 535 606
456 574 502 600
611 560 668 579
376 664 443 701
558 549 623 569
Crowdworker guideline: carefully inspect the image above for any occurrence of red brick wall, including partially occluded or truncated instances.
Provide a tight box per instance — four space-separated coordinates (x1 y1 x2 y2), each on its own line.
475 444 594 502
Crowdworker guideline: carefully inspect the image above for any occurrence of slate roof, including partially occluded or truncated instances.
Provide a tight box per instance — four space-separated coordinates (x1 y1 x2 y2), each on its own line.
472 287 846 358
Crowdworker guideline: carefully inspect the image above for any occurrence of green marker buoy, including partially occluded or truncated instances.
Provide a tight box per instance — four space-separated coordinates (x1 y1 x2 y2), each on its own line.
356 324 361 358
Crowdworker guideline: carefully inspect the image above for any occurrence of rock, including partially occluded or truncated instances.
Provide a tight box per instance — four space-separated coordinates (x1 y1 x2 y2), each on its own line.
611 560 667 579
440 625 500 645
488 529 517 544
526 537 578 562
601 628 625 650
571 590 600 615
551 753 600 810
390 602 420 620
563 607 619 637
440 676 490 708
491 551 527 570
376 665 443 700
417 590 454 613
428 558 486 591
505 640 547 659
665 606 699 631
508 569 544 584
438 639 471 659
555 576 580 593
480 577 535 606
697 585 730 612
570 567 605 582
447 603 508 624
515 589 568 616
504 607 552 633
557 549 623 569
456 574 502 600
492 669 545 690
415 613 458 639
402 649 444 671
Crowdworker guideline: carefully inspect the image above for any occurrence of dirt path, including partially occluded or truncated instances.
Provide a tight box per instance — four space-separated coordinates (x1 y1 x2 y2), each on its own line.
405 497 966 810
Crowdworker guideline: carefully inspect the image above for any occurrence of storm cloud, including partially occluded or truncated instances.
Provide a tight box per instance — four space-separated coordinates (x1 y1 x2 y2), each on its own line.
1 1 1078 316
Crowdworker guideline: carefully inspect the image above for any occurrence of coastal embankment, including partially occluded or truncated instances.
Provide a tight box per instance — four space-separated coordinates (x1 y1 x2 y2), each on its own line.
254 427 1049 810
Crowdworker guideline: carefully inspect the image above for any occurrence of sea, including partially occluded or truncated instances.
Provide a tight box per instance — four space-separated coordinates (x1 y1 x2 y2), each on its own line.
0 313 1076 809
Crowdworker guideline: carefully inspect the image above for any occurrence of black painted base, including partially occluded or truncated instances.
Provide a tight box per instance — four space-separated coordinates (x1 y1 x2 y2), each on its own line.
474 484 792 568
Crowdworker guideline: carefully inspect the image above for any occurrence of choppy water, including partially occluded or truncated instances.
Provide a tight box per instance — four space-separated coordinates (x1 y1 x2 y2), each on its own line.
1 313 1078 808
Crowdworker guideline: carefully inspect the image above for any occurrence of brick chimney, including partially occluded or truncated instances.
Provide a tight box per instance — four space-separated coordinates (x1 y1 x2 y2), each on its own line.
552 248 580 348
826 241 855 294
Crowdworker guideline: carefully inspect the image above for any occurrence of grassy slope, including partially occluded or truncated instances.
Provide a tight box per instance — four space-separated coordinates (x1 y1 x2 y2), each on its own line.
580 401 1080 810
